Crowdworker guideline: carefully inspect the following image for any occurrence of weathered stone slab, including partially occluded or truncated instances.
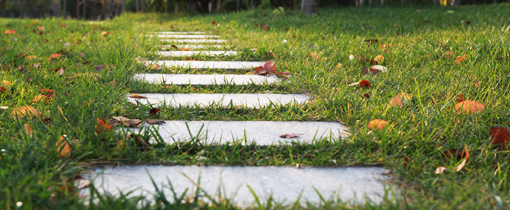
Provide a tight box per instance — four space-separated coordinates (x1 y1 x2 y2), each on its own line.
133 74 280 85
156 51 237 57
82 166 391 206
160 45 224 49
127 93 309 108
147 61 265 69
128 121 349 145
156 32 206 34
151 35 219 39
160 39 227 43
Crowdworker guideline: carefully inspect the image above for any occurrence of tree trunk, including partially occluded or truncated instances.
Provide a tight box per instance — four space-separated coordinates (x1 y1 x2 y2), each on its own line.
217 0 221 12
492 0 497 4
17 0 21 18
175 2 178 13
434 0 439 5
63 0 66 18
236 0 239 11
141 0 145 12
122 0 125 14
101 0 106 19
451 0 460 5
381 0 385 6
301 0 315 15
83 0 86 19
77 0 80 18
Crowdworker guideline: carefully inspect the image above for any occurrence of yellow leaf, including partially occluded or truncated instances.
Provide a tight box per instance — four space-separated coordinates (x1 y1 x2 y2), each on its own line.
453 100 485 114
368 119 389 130
24 124 34 138
10 106 42 119
148 64 162 70
389 93 412 108
56 135 72 158
373 55 384 63
1 80 12 88
128 94 147 99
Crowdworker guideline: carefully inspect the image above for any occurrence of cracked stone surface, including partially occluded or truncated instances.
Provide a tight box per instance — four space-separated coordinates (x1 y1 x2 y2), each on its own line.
127 93 309 108
127 120 349 145
156 51 237 57
82 166 392 206
133 74 280 85
147 60 265 69
160 44 224 49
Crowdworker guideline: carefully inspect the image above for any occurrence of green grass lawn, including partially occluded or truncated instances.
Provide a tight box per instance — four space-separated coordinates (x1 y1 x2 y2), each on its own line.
1 4 509 209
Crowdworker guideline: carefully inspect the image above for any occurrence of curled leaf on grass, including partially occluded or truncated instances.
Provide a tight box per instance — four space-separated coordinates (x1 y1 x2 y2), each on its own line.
363 94 370 99
129 93 146 99
456 94 465 103
101 31 110 37
146 119 166 124
359 80 371 88
368 119 389 130
32 95 51 103
10 106 42 119
0 86 6 93
3 29 16 35
455 55 466 65
389 93 412 108
261 24 270 31
56 135 72 158
25 55 37 61
490 127 510 148
95 118 112 134
1 80 11 88
24 124 34 138
212 21 216 25
373 55 384 63
280 133 303 138
473 81 481 87
335 63 343 68
147 64 162 70
436 145 470 174
453 100 485 114
47 53 62 61
309 52 319 60
370 65 388 73
148 108 160 116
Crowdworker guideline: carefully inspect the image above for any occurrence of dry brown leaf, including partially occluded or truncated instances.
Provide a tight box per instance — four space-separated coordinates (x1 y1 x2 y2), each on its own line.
116 138 125 150
32 95 51 103
25 55 37 61
335 63 343 68
455 54 466 65
129 94 146 99
56 135 72 158
279 133 302 138
146 119 166 124
1 80 12 88
490 127 510 148
389 93 412 108
148 64 162 70
24 124 34 138
10 106 42 119
368 119 389 130
453 100 485 114
308 52 319 60
435 166 447 174
373 55 384 63
473 81 481 87
455 145 470 172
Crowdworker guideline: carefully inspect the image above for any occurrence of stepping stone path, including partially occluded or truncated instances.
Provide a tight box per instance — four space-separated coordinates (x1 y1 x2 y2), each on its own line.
82 31 392 206
160 44 224 49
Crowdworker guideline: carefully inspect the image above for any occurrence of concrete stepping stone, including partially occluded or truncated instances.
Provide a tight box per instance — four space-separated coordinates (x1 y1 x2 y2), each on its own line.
133 74 280 85
148 61 265 69
156 32 206 34
127 93 309 108
156 51 237 57
82 166 391 206
129 121 349 145
151 35 219 39
160 45 224 49
160 39 227 43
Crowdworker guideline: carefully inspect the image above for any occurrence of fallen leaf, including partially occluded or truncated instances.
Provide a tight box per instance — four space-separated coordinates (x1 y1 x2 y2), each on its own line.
148 108 160 116
56 135 72 158
455 145 469 172
101 31 110 37
473 81 481 87
373 55 384 63
32 95 51 103
453 100 485 114
455 55 466 65
253 62 276 76
1 80 11 88
129 93 146 99
369 65 388 73
280 133 302 138
381 44 388 49
359 80 371 88
489 127 510 148
335 63 343 68
308 52 319 60
116 138 125 150
3 29 16 35
133 135 151 151
368 119 389 130
212 21 216 25
435 166 447 174
364 39 378 44
389 93 412 108
146 119 166 124
73 178 90 189
24 124 34 138
456 94 465 103
261 24 269 31
110 116 143 127
363 93 370 99
108 78 116 86
10 106 42 119
25 55 37 61
95 118 112 134
148 64 162 70
47 53 62 61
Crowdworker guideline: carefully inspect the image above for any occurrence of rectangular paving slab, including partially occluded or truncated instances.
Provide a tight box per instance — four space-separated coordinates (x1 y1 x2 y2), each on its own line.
151 35 219 39
156 51 237 57
156 32 206 34
160 45 224 49
128 121 349 145
160 39 227 43
127 93 309 108
82 166 391 206
133 74 280 85
148 61 265 69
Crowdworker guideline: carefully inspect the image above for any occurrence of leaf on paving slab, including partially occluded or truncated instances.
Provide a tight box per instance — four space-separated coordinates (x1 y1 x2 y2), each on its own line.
453 100 484 114
280 133 303 138
489 127 510 148
74 178 90 189
171 44 178 49
368 119 389 130
146 119 166 124
129 93 146 99
10 106 42 119
275 71 290 79
253 62 276 76
389 93 412 108
56 135 71 158
110 116 143 128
